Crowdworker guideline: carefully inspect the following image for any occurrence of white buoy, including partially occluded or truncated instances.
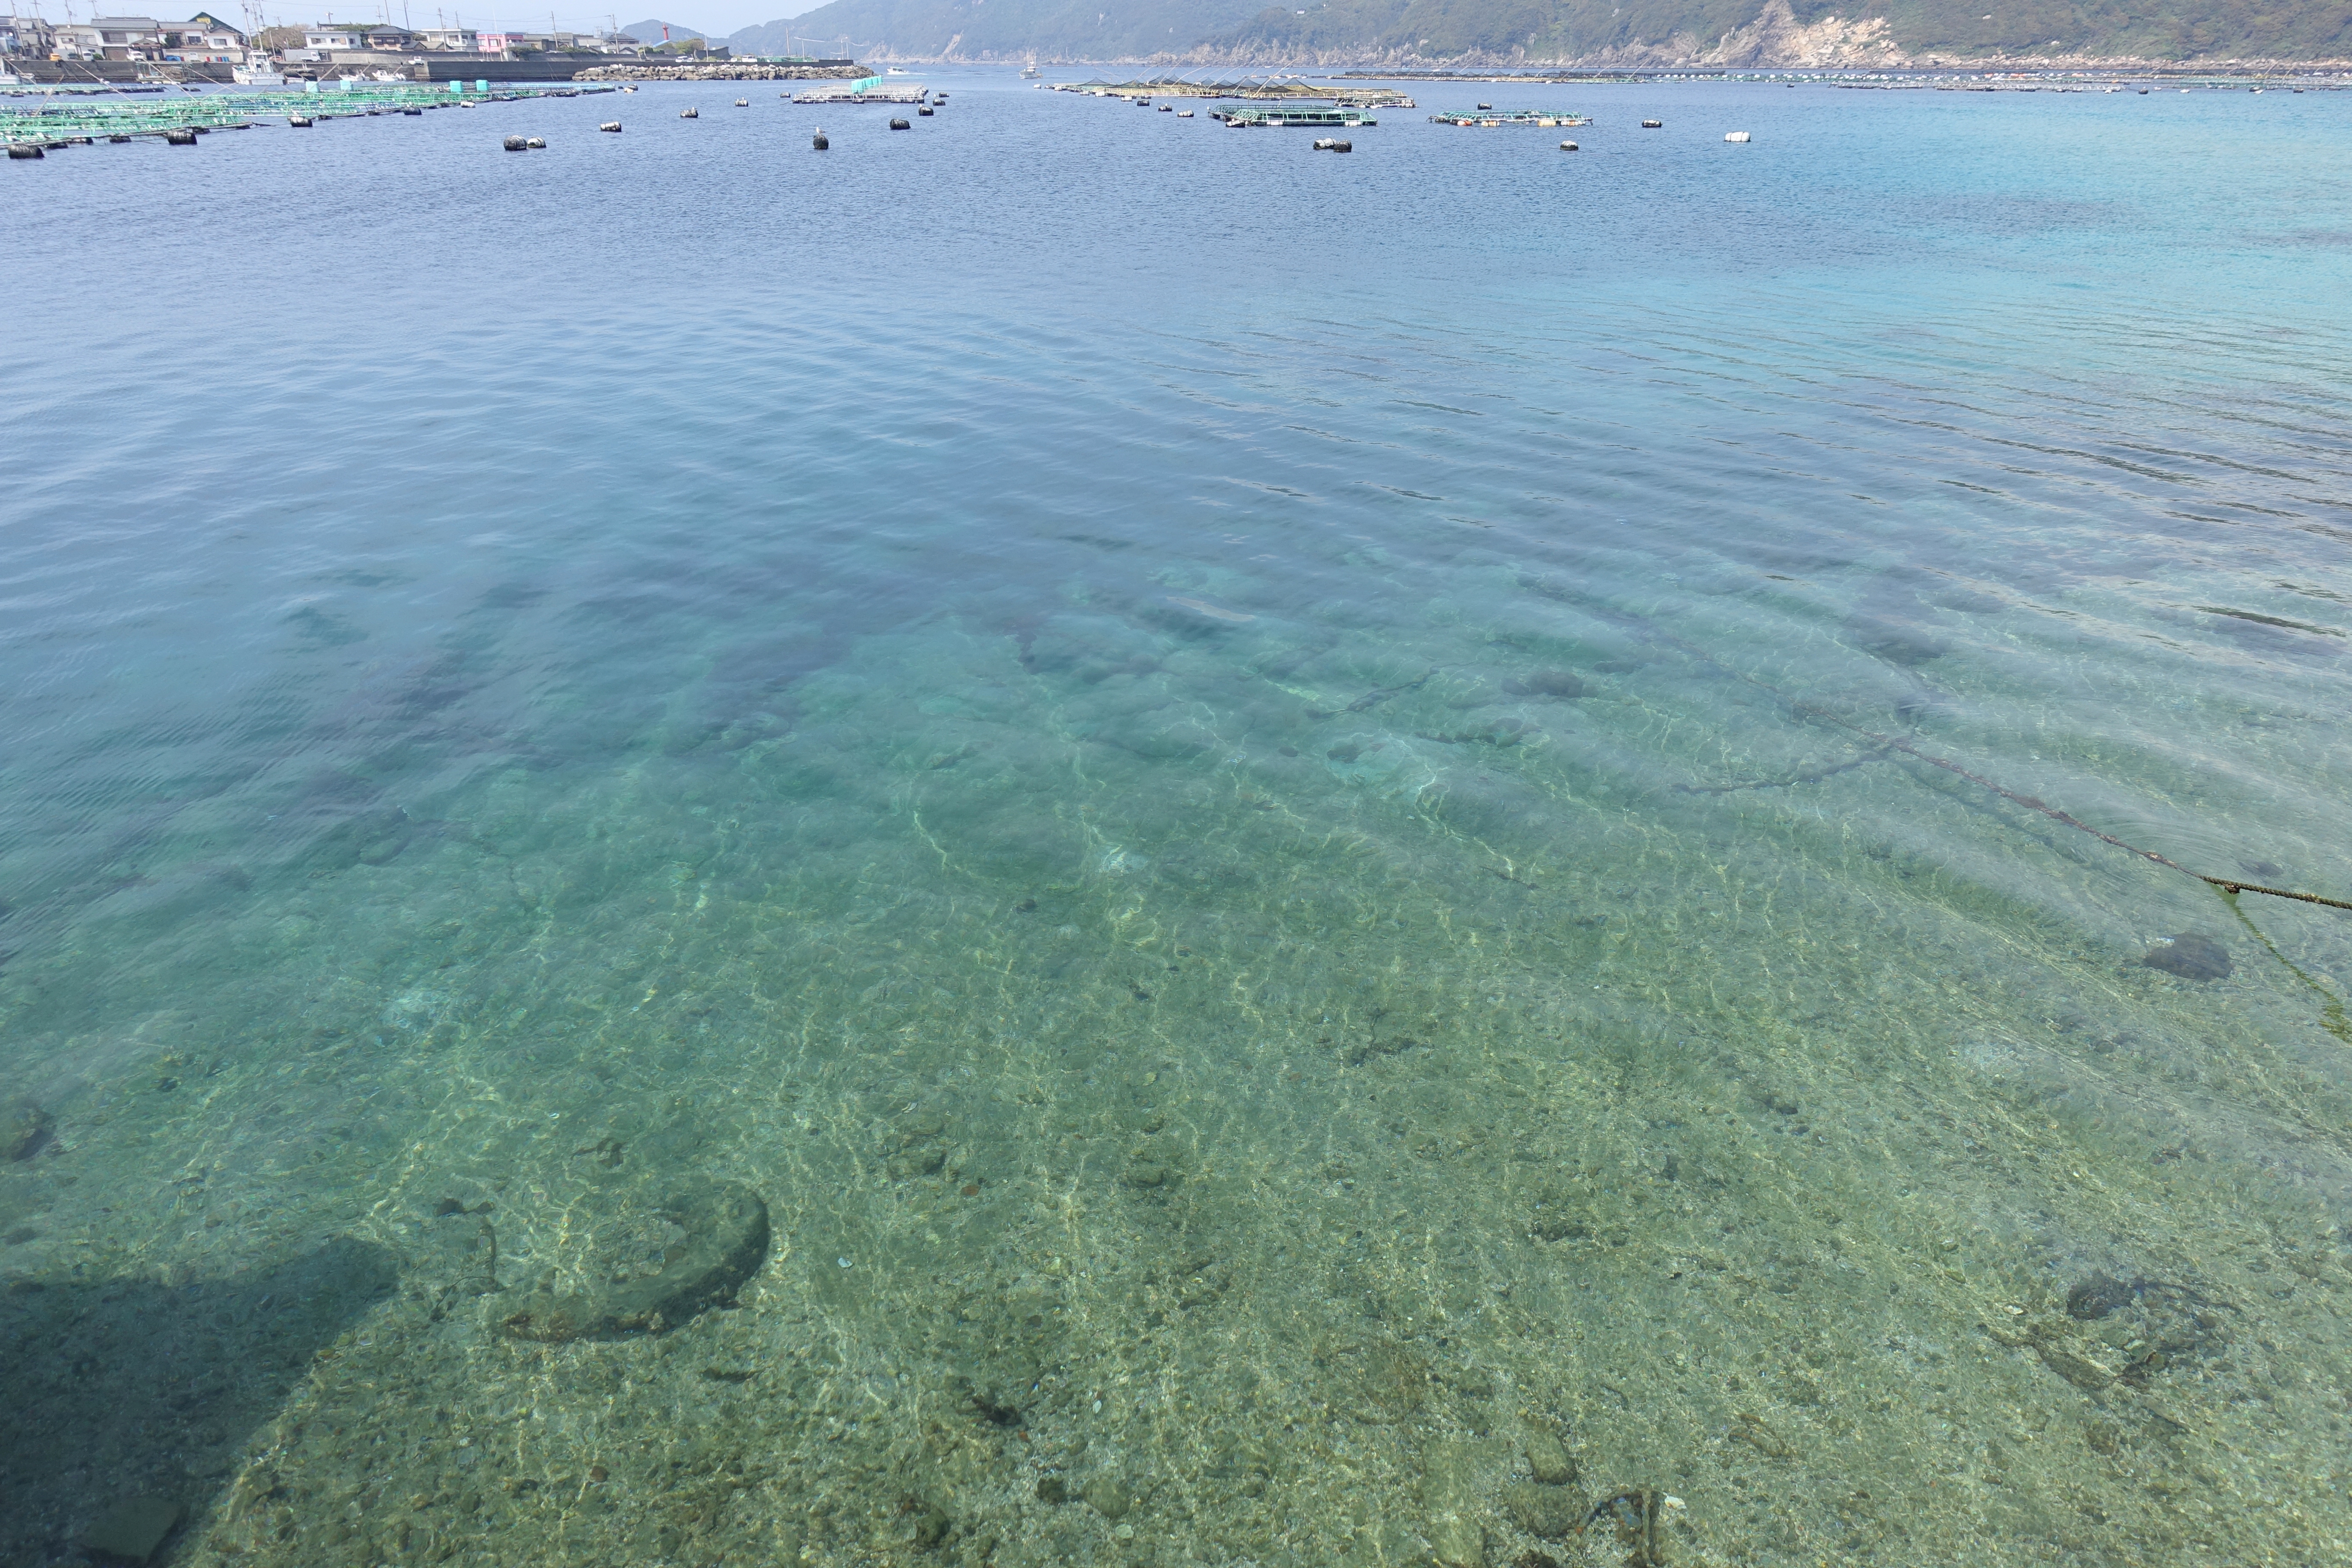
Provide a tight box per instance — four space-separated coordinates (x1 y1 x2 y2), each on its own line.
1724 130 1752 142
1559 140 1578 150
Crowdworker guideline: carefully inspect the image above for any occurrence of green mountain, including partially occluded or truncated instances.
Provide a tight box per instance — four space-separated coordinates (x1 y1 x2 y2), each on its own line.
746 0 1268 62
764 0 2352 62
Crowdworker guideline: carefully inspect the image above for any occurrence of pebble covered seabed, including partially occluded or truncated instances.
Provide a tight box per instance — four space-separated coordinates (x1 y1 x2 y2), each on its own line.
6 73 2352 1568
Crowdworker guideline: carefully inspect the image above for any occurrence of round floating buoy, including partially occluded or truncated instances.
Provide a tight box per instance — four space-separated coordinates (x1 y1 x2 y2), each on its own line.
1176 109 1193 117
526 136 545 149
1641 119 1662 128
165 127 197 145
1724 130 1752 142
1476 101 1492 110
1559 140 1578 150
288 114 312 126
1312 137 1334 150
889 117 910 130
503 134 528 151
599 121 621 132
401 106 422 115
109 132 131 142
735 98 749 107
812 129 829 150
1333 139 1351 152
6 142 42 159
919 105 934 116
680 107 698 119
1158 104 1171 112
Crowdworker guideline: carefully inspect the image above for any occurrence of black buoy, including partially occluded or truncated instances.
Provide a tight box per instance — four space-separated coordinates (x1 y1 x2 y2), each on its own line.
288 114 313 126
599 120 621 132
503 134 528 151
6 142 43 159
735 98 749 107
680 106 698 119
109 132 131 142
401 106 422 115
1559 140 1579 150
889 116 910 129
1476 101 1491 110
919 105 934 115
165 128 197 145
1332 139 1351 152
812 129 829 150
1641 119 1662 128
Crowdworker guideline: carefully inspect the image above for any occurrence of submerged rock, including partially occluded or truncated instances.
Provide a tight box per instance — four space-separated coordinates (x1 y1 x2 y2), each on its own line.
2141 932 2230 980
1501 670 1585 699
500 1183 769 1342
1523 1428 1579 1487
1082 1475 1133 1519
1502 1481 1582 1539
80 1496 182 1564
3 1099 52 1161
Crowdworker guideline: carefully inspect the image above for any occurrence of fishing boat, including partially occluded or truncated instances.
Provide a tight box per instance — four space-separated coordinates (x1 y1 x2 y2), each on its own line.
1022 56 1041 78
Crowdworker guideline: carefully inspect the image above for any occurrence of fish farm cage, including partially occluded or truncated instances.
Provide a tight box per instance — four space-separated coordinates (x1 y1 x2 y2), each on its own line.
1057 75 1413 108
1217 105 1379 128
3 82 601 147
1427 109 1593 126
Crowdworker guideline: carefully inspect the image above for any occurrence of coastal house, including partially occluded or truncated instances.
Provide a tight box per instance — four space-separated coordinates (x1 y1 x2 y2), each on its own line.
49 20 103 56
285 21 418 61
301 21 416 52
415 28 478 51
1 15 58 55
82 17 166 60
161 12 247 63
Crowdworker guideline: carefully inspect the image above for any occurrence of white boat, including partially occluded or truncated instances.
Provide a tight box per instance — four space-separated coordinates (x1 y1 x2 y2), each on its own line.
885 66 907 74
1022 56 1040 78
233 63 286 85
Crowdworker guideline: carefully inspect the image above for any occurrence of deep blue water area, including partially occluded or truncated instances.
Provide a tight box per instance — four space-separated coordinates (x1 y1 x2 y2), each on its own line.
4 71 2352 1568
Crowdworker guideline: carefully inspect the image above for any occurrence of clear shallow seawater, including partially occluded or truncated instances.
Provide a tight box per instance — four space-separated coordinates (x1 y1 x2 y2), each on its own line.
4 71 2352 1568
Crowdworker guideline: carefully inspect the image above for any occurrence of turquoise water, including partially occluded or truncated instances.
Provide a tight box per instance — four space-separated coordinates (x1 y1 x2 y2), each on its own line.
5 73 2352 1567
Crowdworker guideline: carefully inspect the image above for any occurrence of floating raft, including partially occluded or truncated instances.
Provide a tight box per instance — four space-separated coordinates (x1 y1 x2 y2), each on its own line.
1057 76 1413 107
2 80 591 145
1429 109 1592 126
791 77 926 103
1218 105 1375 127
